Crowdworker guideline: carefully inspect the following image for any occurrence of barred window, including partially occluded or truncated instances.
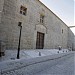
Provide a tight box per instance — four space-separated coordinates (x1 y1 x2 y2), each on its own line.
20 6 27 16
40 15 44 24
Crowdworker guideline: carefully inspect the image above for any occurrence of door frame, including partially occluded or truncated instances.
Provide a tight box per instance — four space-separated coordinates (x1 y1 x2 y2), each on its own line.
36 32 45 49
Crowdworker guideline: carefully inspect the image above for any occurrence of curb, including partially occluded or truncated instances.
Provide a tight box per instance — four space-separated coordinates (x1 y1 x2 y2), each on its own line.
0 52 73 74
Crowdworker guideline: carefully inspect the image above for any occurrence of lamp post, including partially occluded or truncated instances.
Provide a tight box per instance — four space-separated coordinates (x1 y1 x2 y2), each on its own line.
17 22 22 59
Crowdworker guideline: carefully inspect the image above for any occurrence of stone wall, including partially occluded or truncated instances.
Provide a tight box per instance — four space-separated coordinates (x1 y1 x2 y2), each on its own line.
0 0 4 23
68 28 74 50
0 0 74 50
74 36 75 50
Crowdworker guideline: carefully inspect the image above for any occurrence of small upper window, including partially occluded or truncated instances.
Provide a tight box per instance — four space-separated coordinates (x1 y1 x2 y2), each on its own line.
20 6 27 16
62 29 63 34
40 15 44 24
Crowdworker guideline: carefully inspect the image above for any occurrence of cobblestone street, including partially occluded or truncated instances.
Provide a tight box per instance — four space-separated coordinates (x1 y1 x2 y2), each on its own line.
34 53 74 75
0 52 74 75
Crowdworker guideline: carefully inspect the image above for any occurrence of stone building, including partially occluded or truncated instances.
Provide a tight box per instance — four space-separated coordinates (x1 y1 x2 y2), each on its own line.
0 0 74 50
68 29 74 51
73 36 75 51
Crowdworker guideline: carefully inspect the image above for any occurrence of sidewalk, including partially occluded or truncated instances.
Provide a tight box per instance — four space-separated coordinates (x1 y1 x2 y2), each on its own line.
0 51 73 75
0 49 69 62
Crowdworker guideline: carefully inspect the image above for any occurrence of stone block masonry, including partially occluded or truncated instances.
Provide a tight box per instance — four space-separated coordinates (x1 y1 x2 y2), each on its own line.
0 0 74 50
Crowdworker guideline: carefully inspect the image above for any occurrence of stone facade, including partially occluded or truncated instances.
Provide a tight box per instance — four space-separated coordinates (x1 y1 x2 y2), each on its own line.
68 29 74 50
74 37 75 50
0 0 74 50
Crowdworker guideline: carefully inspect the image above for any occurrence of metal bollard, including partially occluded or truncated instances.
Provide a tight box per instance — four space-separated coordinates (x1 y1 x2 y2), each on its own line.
39 52 41 56
57 51 59 53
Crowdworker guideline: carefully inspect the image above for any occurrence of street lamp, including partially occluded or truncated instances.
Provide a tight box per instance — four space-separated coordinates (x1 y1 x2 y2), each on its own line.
17 22 22 59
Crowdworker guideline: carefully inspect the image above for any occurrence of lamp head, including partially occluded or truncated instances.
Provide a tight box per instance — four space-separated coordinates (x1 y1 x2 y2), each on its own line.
18 22 22 27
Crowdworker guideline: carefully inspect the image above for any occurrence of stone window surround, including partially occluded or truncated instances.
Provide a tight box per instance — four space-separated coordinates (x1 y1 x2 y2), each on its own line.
20 5 27 16
40 14 45 24
62 29 63 34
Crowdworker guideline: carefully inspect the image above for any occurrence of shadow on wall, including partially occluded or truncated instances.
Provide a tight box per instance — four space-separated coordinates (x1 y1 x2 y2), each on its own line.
0 40 6 57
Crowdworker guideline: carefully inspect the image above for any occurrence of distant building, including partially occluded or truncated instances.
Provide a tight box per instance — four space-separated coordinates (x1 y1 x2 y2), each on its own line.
73 36 75 51
0 0 74 50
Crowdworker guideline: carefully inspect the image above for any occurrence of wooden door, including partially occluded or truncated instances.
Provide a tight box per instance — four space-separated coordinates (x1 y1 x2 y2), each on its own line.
36 32 44 49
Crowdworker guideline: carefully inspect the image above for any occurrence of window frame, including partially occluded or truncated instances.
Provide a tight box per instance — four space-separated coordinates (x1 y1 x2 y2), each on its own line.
40 15 44 24
20 6 27 16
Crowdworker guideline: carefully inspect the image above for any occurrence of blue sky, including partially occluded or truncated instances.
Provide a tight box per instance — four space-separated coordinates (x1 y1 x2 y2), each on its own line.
40 0 75 35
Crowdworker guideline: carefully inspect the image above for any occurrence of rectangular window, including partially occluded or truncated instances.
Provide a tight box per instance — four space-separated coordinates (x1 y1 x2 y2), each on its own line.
40 15 44 24
62 29 63 34
20 6 27 16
